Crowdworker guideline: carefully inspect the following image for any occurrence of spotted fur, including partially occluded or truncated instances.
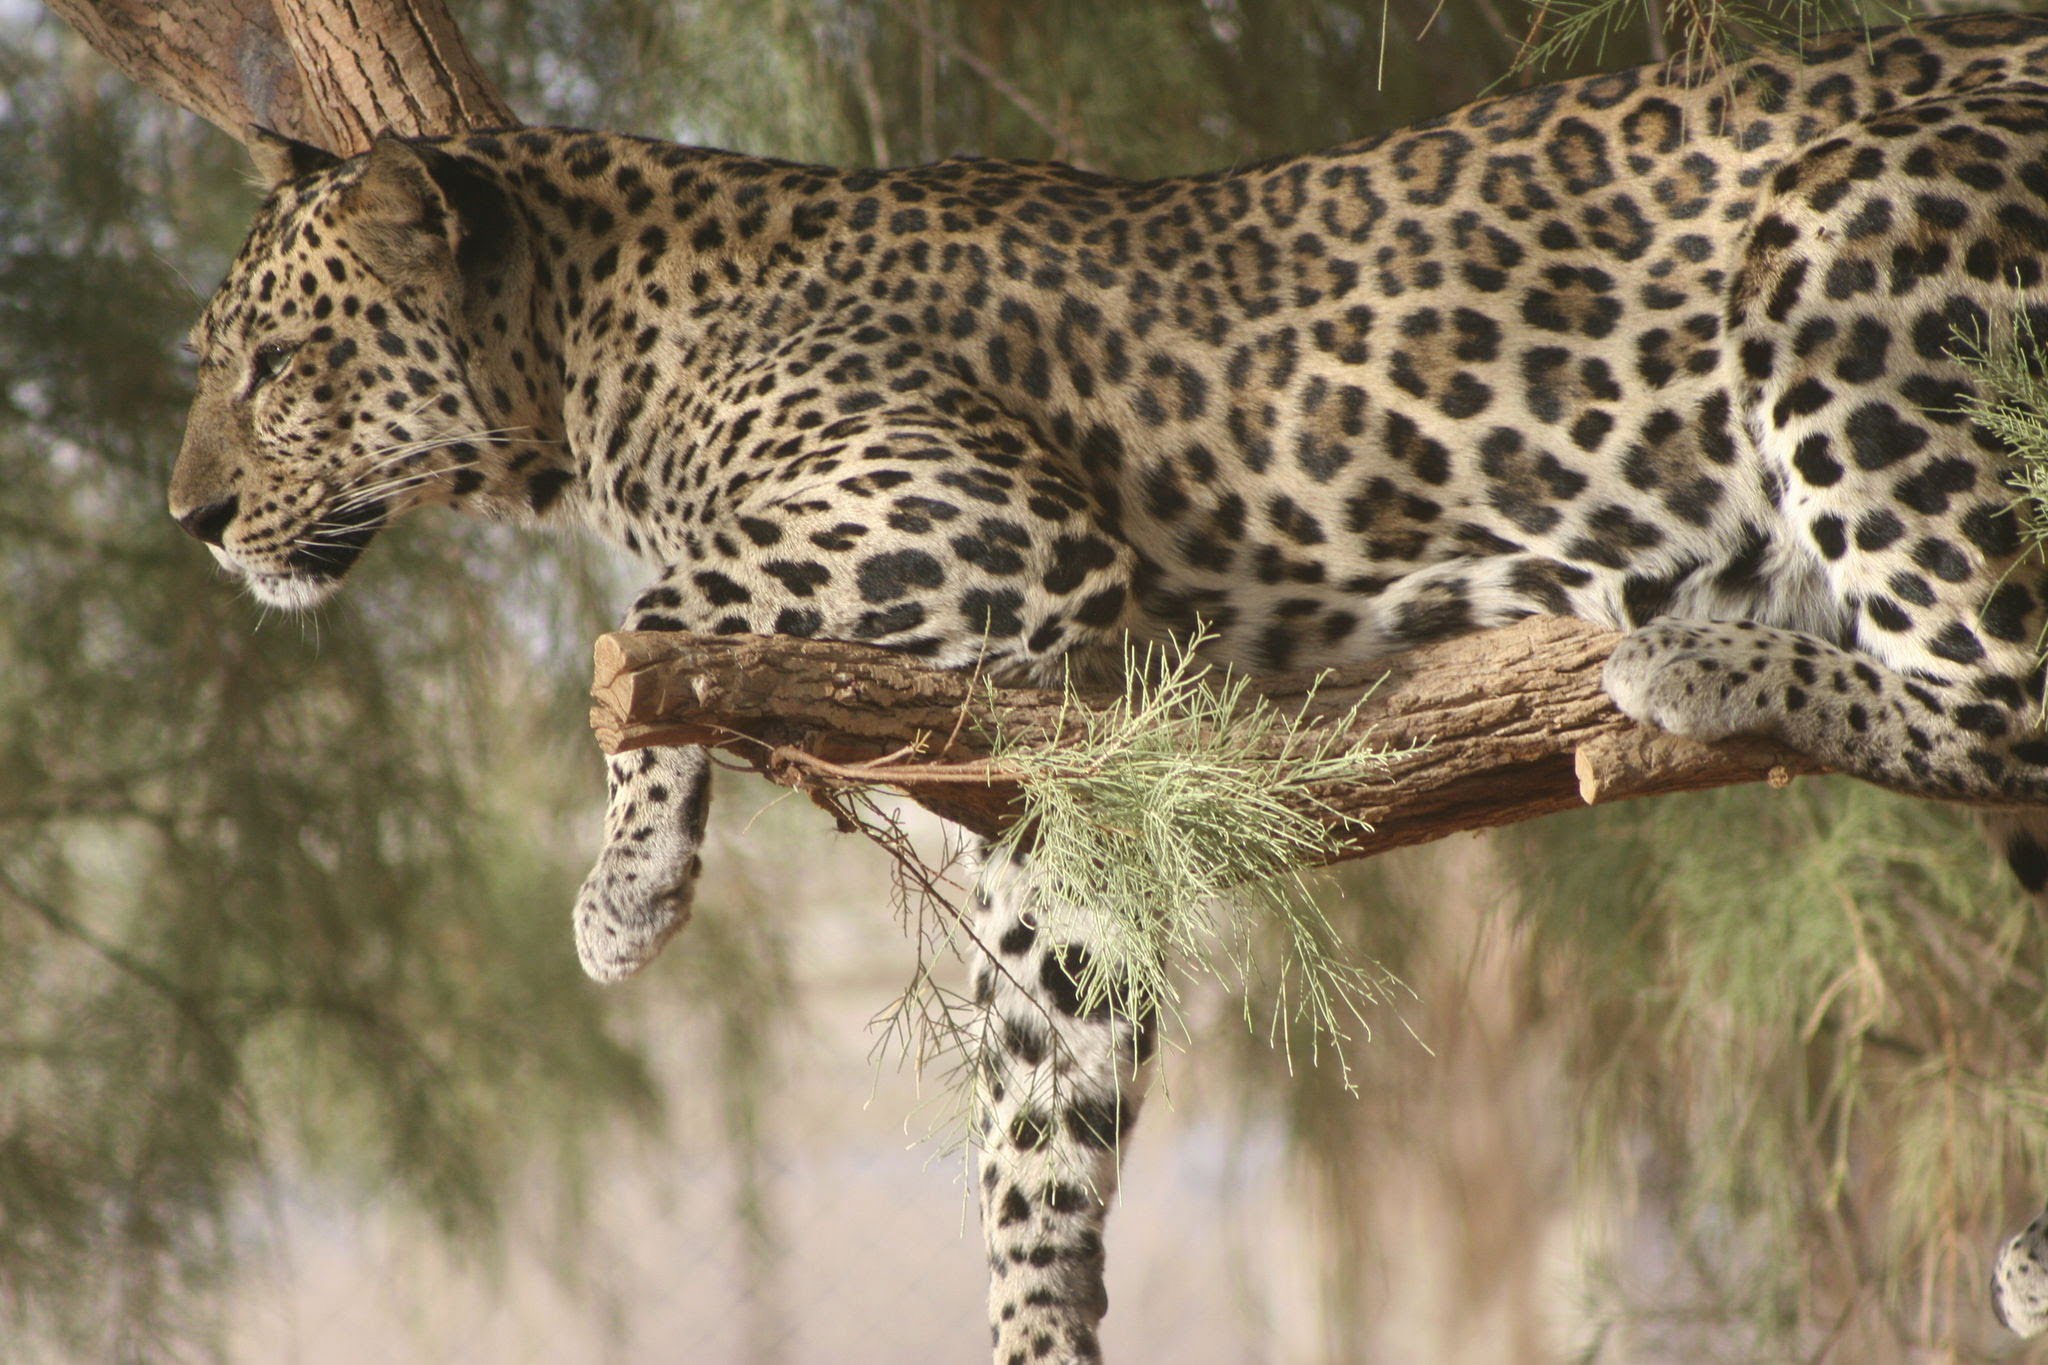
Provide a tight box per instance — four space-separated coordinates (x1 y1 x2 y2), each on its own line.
172 17 2048 1357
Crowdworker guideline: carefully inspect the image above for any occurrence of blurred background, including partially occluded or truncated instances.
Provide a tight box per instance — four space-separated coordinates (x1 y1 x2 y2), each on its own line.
4 0 2048 1359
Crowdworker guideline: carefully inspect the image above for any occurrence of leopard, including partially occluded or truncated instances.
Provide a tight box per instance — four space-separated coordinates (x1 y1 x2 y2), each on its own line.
168 13 2048 1358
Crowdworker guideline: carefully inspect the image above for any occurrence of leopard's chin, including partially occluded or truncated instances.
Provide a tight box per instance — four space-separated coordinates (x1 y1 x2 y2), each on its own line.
213 496 387 611
208 548 347 610
245 568 347 611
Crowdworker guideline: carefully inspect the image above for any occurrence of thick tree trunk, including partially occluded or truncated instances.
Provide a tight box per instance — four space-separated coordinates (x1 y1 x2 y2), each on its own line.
43 0 513 150
588 616 1835 858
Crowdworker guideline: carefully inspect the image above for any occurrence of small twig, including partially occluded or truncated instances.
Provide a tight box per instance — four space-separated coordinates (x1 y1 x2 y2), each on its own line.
847 741 931 768
762 746 1014 789
1514 0 1555 69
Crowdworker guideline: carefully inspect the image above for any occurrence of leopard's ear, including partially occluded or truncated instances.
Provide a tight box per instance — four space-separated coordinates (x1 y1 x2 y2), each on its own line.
341 135 461 278
245 125 341 189
345 135 514 281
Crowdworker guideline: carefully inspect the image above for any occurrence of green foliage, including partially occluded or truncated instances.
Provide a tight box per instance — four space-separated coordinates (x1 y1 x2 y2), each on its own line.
984 632 1415 1082
1511 781 2048 1348
1512 0 1871 75
1956 302 2048 575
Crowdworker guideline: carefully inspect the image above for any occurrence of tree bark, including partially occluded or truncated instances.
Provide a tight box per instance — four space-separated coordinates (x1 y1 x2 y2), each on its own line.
588 616 1836 858
44 0 513 151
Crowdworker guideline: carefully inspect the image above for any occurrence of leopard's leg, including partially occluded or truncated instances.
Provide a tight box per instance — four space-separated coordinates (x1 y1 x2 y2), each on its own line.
970 843 1155 1365
1607 91 2048 805
1603 613 2048 799
574 746 713 981
572 585 721 982
572 398 1154 1356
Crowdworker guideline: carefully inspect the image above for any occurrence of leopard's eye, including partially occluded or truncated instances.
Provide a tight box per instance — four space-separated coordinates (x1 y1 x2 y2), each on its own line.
251 340 298 387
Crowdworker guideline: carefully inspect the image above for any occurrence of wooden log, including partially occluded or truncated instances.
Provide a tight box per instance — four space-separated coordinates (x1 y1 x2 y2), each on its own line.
588 615 1831 857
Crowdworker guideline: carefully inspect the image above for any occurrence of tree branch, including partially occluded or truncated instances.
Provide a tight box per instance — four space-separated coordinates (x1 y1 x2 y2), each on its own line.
588 615 1833 859
44 0 514 151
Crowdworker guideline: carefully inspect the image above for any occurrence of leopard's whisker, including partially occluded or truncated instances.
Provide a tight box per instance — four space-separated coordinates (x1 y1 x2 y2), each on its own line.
327 468 448 514
323 423 571 518
329 425 560 511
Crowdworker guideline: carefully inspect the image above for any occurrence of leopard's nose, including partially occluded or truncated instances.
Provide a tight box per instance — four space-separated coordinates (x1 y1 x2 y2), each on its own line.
175 495 239 547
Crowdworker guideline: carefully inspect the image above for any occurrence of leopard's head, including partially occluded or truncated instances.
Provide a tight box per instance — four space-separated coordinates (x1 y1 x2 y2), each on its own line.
172 128 541 608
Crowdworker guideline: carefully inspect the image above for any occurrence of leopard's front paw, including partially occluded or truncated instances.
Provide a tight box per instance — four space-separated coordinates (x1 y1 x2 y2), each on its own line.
1602 621 1748 742
573 842 702 982
576 745 713 983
